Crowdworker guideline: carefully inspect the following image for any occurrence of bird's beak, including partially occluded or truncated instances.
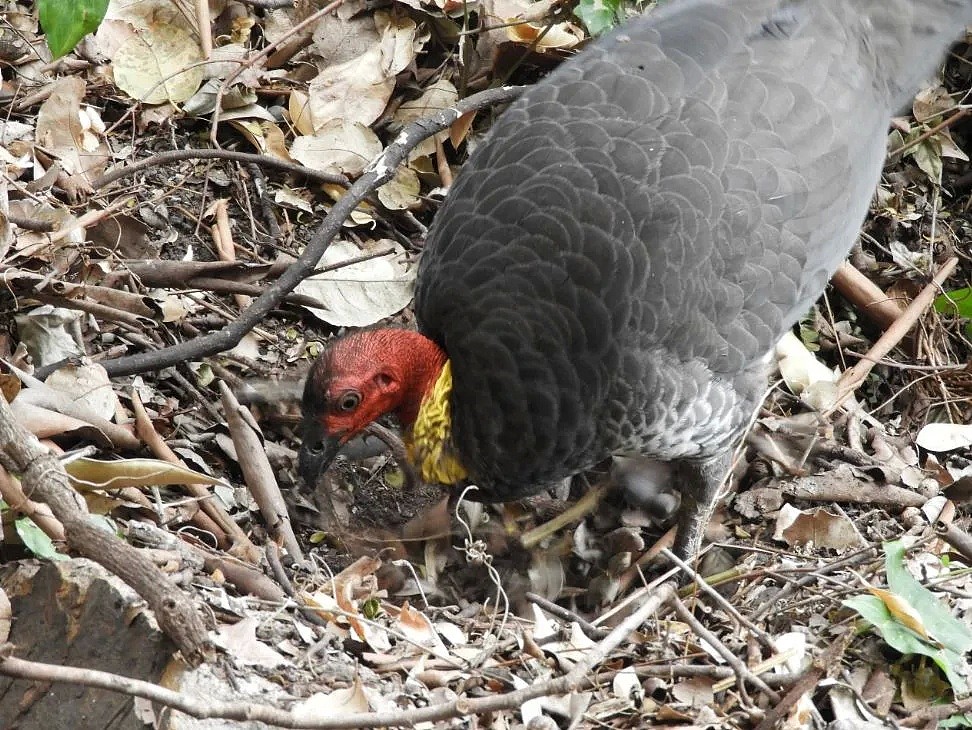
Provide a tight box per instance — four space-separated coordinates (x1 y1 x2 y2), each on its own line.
298 420 342 485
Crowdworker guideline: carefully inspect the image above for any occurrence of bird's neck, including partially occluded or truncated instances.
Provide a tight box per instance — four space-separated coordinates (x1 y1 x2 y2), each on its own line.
391 331 448 428
381 330 467 484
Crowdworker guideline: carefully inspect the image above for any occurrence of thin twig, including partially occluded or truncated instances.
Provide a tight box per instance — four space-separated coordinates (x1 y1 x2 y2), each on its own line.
669 594 780 705
661 548 776 652
91 148 347 192
827 256 958 414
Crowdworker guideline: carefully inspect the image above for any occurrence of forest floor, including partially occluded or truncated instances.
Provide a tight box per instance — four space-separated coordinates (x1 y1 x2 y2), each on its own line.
0 0 970 728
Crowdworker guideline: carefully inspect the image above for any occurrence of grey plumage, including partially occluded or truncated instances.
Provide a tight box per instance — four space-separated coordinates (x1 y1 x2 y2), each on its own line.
410 0 971 554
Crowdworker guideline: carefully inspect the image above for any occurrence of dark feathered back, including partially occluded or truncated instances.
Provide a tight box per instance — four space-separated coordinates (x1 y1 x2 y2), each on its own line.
414 0 971 499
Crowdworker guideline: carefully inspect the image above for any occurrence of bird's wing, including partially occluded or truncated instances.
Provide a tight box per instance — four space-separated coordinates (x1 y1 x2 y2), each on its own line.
412 0 948 491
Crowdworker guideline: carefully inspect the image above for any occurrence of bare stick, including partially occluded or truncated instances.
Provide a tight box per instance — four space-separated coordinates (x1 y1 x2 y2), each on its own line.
827 257 958 414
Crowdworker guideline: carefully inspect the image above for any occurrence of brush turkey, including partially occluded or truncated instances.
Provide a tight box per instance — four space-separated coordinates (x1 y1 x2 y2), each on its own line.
299 0 971 558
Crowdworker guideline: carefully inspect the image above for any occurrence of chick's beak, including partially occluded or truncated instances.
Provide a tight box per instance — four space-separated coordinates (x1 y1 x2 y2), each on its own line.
298 419 342 485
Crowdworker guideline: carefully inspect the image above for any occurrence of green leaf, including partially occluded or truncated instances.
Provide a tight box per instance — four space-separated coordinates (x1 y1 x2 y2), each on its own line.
576 0 623 36
88 513 120 536
15 518 67 561
843 541 972 697
843 595 938 656
935 287 972 318
908 136 943 183
938 713 972 728
844 594 969 696
383 467 405 488
884 541 972 657
38 0 109 60
799 324 820 351
362 598 382 620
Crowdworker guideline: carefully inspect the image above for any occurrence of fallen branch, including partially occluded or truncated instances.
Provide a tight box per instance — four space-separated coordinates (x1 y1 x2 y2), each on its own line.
0 396 211 663
91 148 347 192
0 582 676 727
100 84 525 377
669 594 780 705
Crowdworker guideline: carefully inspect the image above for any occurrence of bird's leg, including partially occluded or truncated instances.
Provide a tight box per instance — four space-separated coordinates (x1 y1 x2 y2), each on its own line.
671 452 733 560
611 456 678 521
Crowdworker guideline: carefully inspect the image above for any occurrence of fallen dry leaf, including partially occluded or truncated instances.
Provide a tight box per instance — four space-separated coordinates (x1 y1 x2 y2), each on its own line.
113 25 204 104
295 239 415 326
290 120 383 176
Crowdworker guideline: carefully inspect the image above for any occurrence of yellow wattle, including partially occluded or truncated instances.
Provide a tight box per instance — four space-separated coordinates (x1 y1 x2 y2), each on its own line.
406 359 468 484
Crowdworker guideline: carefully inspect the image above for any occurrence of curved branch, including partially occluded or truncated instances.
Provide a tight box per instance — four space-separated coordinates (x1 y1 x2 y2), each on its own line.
92 148 348 192
101 85 525 377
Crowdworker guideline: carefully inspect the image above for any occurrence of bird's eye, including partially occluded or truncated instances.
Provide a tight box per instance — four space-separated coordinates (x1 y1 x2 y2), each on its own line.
337 391 361 412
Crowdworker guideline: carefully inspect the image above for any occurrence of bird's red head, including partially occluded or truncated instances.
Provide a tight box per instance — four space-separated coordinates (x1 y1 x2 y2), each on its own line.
298 329 446 484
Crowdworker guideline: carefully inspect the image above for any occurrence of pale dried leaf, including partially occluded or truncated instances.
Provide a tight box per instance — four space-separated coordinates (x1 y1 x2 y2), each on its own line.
151 292 192 323
775 332 837 397
9 400 100 439
375 11 420 76
311 12 379 66
396 602 449 653
394 80 459 160
105 0 196 31
183 79 263 116
395 79 459 128
93 18 138 59
291 120 382 176
433 620 467 646
307 45 395 128
199 43 249 81
916 422 972 452
612 666 642 703
530 602 558 642
321 183 377 229
377 165 421 210
44 363 119 421
292 679 370 719
527 552 565 599
0 588 11 644
64 457 222 491
36 76 109 180
450 110 477 148
670 677 714 708
512 675 545 726
507 20 584 49
773 632 809 674
295 240 414 326
940 131 970 161
214 616 289 667
229 119 287 158
774 504 866 549
912 85 955 123
289 90 315 136
113 25 204 104
260 122 293 161
275 186 314 213
0 120 32 145
14 306 83 366
228 332 262 361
